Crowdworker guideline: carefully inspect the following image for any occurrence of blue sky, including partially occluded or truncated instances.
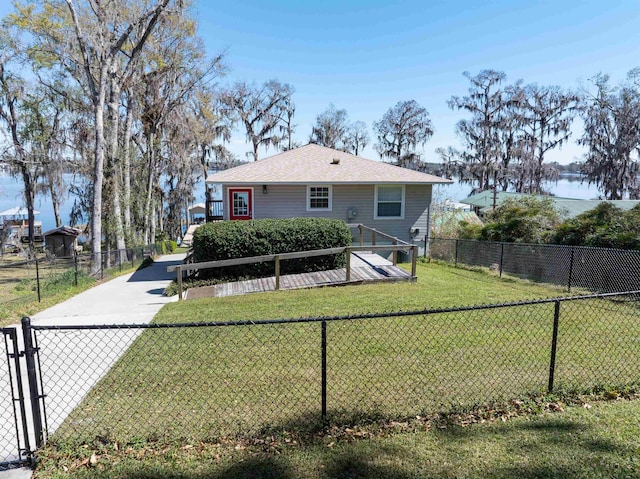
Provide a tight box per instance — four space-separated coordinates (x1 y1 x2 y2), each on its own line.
195 0 640 163
2 0 639 164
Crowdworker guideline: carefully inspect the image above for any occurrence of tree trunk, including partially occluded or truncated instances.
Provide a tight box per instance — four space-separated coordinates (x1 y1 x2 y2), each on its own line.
51 186 62 227
90 74 108 273
123 89 134 239
107 76 127 262
19 163 36 258
143 129 157 245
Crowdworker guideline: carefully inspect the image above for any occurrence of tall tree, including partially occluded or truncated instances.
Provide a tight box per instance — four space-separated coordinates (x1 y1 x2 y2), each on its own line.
0 41 38 255
142 68 224 243
11 0 183 269
221 79 294 161
448 70 506 192
279 95 297 151
0 29 68 254
343 120 369 156
514 84 580 193
579 71 640 200
374 100 433 168
309 103 349 149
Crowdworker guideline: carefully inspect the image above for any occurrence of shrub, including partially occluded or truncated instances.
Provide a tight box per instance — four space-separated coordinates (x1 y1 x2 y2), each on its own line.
554 203 640 250
156 240 178 255
192 218 352 280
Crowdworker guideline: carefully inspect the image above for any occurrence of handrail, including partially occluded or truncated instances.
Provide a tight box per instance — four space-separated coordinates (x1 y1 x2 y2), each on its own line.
167 243 418 300
347 223 413 247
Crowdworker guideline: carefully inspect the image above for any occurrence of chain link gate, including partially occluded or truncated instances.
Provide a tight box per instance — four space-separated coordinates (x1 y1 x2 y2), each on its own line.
1 327 32 468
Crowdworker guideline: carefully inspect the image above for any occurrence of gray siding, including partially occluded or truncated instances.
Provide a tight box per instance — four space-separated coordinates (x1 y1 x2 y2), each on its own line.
222 183 431 247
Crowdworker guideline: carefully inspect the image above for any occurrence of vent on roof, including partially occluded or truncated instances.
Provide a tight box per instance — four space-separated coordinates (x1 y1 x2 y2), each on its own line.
331 158 340 165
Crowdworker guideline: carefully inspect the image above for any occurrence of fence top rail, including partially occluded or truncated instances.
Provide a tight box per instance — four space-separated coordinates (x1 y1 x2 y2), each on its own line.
168 244 417 273
431 237 640 254
28 289 640 332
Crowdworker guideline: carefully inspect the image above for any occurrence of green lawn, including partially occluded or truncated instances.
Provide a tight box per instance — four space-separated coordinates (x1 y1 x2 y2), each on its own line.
33 261 640 478
0 255 150 326
36 398 640 478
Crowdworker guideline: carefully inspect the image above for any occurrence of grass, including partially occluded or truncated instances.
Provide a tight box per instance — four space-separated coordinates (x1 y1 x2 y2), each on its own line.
0 254 151 326
30 260 640 477
34 397 640 478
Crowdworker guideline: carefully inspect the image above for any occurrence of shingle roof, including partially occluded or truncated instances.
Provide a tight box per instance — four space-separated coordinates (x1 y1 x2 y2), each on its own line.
206 144 453 185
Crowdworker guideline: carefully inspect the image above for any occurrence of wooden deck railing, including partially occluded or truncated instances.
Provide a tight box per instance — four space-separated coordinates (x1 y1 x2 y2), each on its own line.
348 223 416 265
167 242 418 300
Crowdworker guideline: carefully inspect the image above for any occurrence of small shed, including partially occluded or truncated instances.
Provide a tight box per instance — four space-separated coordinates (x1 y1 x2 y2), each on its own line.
44 226 81 257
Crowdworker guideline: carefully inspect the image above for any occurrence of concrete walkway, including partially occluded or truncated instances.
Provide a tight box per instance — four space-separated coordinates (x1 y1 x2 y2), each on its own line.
0 253 184 478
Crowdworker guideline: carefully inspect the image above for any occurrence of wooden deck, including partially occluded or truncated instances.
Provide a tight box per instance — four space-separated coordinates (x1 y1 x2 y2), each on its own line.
185 252 413 300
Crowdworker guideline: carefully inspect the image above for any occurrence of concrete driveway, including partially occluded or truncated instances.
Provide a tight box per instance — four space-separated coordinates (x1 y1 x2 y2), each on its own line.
0 253 184 478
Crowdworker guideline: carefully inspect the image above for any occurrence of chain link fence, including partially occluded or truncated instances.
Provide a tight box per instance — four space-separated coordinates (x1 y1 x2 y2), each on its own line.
0 246 156 309
428 238 640 293
1 328 31 466
20 291 640 447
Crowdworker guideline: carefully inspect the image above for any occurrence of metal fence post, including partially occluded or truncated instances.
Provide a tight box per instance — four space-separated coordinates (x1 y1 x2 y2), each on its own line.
35 256 41 302
567 247 575 292
454 239 459 267
499 243 505 277
548 301 561 393
21 317 44 449
321 320 327 424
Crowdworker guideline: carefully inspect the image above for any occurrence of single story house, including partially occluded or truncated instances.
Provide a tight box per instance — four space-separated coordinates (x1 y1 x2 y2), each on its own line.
205 144 452 250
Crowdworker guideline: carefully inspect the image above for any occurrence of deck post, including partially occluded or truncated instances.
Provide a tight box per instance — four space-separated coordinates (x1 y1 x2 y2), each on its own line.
177 265 183 301
346 248 351 282
275 255 280 290
371 230 376 246
411 245 417 278
392 240 398 265
358 225 364 246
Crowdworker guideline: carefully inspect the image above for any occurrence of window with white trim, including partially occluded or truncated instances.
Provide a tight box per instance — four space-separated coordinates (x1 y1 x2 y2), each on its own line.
307 185 332 211
374 185 405 219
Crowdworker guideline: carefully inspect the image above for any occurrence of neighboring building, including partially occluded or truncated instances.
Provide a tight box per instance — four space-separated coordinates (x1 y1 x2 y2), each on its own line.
188 203 206 224
0 206 43 251
460 191 640 219
44 226 81 257
205 144 453 250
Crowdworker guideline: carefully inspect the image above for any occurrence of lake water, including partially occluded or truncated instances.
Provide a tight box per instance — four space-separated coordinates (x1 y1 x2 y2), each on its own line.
434 175 602 203
0 172 601 233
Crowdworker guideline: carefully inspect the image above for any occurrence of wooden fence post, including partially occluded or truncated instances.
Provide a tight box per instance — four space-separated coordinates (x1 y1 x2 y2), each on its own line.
346 247 351 282
177 266 183 301
411 245 417 278
275 255 280 290
392 240 398 265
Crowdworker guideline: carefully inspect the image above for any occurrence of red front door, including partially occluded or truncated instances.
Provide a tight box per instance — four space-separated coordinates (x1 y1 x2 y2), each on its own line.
228 188 253 220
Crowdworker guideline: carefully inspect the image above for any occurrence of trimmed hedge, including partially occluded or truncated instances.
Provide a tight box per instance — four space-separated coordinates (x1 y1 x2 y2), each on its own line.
192 218 352 280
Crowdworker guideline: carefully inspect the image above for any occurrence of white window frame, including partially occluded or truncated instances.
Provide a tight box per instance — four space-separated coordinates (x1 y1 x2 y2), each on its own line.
374 184 405 219
306 185 333 211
